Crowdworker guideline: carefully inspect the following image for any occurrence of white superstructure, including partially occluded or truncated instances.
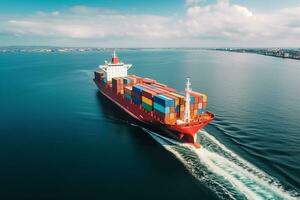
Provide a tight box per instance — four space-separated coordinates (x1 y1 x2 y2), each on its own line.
99 50 132 81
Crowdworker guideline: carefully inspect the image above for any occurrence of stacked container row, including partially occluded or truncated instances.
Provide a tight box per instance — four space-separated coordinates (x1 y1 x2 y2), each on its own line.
141 88 157 112
124 86 132 100
153 94 176 124
112 77 124 94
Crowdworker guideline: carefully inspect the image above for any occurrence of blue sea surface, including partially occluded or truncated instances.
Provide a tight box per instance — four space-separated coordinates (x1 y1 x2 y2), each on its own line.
0 50 299 199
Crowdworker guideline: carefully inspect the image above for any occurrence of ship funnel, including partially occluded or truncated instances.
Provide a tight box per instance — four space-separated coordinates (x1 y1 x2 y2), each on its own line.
111 49 119 64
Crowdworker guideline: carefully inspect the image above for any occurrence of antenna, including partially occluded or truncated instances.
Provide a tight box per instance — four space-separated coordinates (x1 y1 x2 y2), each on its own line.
113 49 117 58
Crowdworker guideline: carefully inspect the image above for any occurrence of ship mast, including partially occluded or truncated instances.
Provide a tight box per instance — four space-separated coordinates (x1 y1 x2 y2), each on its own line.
184 78 192 123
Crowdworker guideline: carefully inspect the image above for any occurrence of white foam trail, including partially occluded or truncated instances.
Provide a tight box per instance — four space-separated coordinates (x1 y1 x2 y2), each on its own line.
143 128 298 200
145 129 238 199
197 148 262 200
197 131 297 199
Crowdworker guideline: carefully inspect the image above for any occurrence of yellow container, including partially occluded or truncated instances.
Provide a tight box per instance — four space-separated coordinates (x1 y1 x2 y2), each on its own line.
142 96 153 106
202 94 207 102
194 109 198 115
180 105 184 111
170 113 175 120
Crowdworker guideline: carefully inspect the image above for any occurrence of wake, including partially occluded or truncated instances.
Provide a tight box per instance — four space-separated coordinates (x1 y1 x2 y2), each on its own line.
143 128 299 200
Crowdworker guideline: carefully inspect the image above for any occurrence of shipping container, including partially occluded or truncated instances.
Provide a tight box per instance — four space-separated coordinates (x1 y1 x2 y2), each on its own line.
142 78 156 84
167 92 185 104
142 96 153 106
124 86 132 94
153 82 167 87
154 102 170 113
170 113 175 120
141 89 157 99
176 91 195 104
163 93 179 106
170 106 175 113
94 70 104 80
152 83 177 92
124 93 131 100
175 105 179 113
132 92 141 100
132 85 144 94
126 77 137 85
148 85 157 89
198 108 205 114
154 94 175 107
132 95 141 105
190 91 207 102
142 102 152 112
154 110 170 119
128 75 143 84
101 79 107 85
123 77 131 85
112 78 123 92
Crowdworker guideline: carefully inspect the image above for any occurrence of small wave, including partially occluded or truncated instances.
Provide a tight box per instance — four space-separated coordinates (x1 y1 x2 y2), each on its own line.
143 128 299 200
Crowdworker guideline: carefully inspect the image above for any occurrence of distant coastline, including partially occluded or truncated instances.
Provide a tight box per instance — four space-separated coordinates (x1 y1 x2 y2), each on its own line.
0 46 208 53
211 48 300 60
1 46 300 61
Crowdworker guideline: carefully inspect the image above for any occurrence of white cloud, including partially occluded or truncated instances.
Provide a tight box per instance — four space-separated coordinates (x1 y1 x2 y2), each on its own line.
5 6 180 40
51 11 60 16
2 1 300 46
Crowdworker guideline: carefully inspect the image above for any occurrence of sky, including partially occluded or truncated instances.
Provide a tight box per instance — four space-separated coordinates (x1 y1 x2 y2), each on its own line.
0 0 300 47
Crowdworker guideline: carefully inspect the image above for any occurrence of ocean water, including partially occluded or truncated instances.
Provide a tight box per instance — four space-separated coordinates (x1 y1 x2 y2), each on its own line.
0 49 299 199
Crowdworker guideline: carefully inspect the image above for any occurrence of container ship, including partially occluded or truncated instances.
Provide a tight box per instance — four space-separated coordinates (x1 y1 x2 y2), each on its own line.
93 51 214 148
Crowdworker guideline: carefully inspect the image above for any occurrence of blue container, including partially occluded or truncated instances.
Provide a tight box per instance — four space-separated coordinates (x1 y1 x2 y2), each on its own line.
198 108 205 114
154 94 175 107
175 105 179 113
175 92 195 104
123 78 131 85
154 102 170 113
132 85 144 94
132 96 141 105
124 93 131 100
101 79 107 85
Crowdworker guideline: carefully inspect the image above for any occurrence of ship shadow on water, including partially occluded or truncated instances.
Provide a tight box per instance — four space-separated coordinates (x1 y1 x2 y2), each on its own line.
94 90 180 149
94 91 161 146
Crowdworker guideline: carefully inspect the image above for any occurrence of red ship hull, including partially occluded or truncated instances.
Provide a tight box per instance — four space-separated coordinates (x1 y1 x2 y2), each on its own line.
94 79 214 148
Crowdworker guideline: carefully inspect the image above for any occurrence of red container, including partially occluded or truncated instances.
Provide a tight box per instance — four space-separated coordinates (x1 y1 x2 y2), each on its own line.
190 91 207 102
170 106 175 113
94 70 104 80
125 77 136 85
132 92 141 100
124 86 132 94
142 78 156 84
146 86 168 95
153 82 167 87
152 83 177 92
128 75 143 84
162 93 180 105
142 89 157 99
112 77 124 92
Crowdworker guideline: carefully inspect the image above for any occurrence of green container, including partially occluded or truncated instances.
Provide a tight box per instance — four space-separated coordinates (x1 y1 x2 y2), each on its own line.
142 102 152 112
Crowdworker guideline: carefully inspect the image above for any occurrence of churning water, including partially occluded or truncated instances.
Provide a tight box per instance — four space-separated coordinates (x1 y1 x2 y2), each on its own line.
146 129 298 200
